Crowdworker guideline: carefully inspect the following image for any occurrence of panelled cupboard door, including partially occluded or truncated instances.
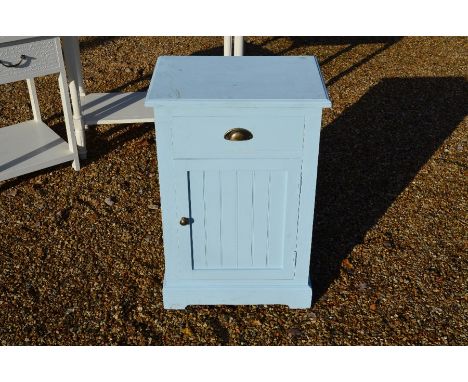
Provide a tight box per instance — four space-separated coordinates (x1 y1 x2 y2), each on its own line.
173 159 302 280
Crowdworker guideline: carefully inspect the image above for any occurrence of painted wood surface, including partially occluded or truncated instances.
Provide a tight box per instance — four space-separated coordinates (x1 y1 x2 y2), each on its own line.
0 121 75 181
0 37 61 85
173 159 301 281
60 37 155 160
81 92 154 125
171 115 304 159
145 56 331 308
26 78 41 121
185 169 288 270
0 37 80 180
146 56 331 107
61 36 87 159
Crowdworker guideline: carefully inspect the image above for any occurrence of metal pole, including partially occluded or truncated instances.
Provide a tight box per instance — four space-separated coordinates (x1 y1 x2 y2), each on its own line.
224 36 233 56
233 36 244 56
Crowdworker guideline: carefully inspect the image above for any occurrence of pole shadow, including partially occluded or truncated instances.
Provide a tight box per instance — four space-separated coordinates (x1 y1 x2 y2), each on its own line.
192 36 401 88
78 36 122 51
310 76 467 303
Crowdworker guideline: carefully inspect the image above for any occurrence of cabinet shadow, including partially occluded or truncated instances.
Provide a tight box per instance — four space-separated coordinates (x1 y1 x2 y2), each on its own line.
310 76 467 303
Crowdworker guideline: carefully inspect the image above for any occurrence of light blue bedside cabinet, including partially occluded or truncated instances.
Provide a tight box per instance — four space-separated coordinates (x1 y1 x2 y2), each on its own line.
145 56 331 309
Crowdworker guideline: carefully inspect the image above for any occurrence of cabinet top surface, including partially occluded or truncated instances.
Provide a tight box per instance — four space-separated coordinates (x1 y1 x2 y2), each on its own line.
145 56 331 107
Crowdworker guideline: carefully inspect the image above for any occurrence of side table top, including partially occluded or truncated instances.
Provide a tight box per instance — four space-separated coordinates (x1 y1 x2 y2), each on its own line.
0 37 40 45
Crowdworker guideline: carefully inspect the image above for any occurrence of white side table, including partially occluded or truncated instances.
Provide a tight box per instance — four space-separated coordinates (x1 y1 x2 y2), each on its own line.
61 37 154 159
0 37 80 182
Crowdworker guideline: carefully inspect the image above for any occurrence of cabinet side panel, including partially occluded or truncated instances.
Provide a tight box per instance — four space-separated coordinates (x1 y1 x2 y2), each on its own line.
153 108 180 281
295 110 323 281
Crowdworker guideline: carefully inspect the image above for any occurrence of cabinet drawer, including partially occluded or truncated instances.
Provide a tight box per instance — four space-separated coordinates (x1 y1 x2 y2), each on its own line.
0 37 61 85
170 115 304 159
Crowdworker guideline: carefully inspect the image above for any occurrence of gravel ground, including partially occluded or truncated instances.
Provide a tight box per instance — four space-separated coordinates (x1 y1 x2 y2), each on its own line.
0 36 467 345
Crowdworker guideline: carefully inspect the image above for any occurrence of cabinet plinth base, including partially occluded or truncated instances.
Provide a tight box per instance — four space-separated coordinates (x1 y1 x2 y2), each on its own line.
162 281 312 309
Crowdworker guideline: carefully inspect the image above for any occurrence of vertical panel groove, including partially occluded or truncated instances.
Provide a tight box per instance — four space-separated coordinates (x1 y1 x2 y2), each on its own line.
236 171 239 268
237 170 254 268
250 171 255 266
187 171 194 269
220 170 237 269
266 172 272 267
202 171 208 267
219 170 223 267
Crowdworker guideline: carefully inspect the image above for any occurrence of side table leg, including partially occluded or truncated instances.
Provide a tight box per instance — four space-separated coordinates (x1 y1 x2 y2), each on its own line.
58 71 80 171
70 36 86 98
26 78 41 121
62 36 87 159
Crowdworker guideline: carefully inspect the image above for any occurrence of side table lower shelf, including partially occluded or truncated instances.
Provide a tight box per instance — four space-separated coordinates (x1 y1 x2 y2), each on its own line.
0 120 76 182
81 92 154 125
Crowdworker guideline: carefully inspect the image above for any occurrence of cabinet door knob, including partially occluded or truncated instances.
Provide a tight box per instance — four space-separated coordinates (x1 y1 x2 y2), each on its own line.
224 128 253 141
179 217 190 226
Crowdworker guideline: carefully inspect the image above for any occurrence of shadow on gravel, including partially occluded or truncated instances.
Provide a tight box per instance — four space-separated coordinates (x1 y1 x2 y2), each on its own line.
78 36 122 51
310 76 467 303
193 36 401 57
33 37 401 170
193 37 401 87
47 37 400 169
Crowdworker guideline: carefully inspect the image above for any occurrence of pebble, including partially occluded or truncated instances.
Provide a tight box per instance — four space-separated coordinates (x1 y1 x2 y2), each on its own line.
56 208 70 221
342 258 353 269
383 240 393 249
104 197 115 206
6 189 18 197
358 282 368 291
288 328 303 337
148 204 159 210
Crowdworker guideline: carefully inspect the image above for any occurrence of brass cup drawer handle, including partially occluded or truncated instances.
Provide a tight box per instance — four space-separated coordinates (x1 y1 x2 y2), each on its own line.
224 128 253 141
